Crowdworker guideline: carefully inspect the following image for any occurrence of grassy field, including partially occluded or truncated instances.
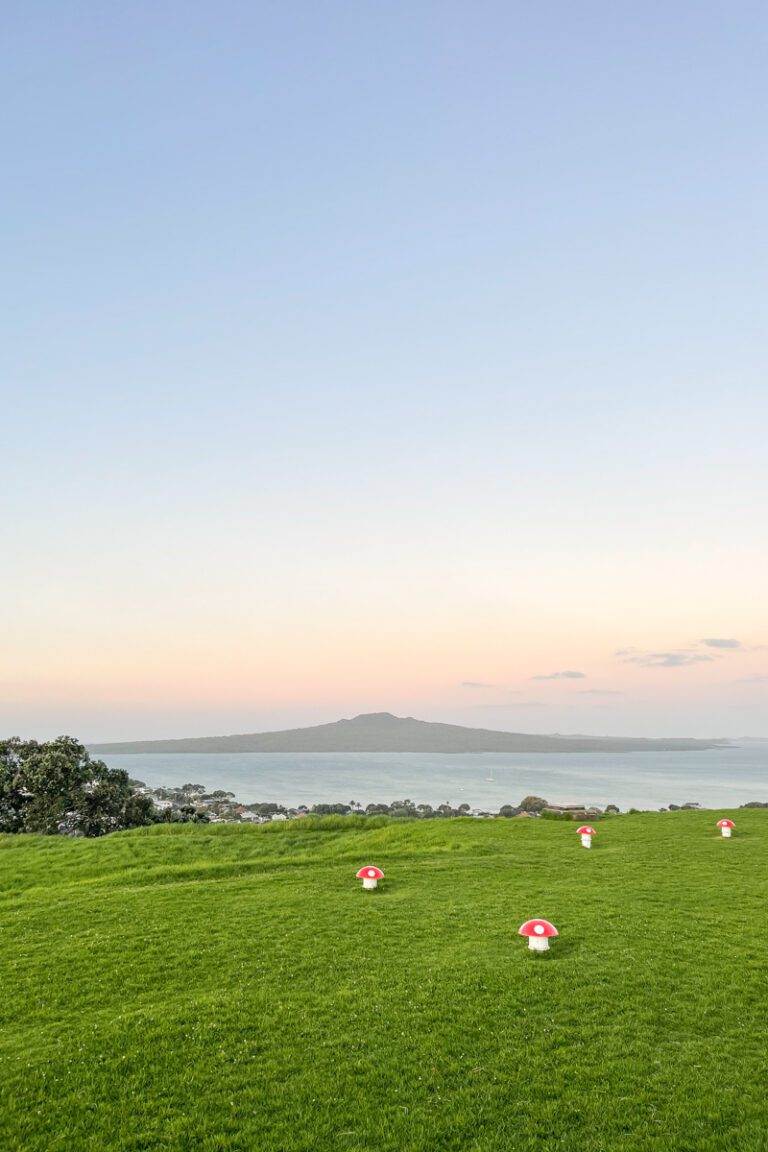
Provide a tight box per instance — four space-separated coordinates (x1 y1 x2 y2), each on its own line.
1 811 767 1152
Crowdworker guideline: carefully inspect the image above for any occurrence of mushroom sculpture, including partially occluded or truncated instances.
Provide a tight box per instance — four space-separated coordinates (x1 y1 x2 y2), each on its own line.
518 918 558 953
716 818 735 839
577 824 597 849
356 865 384 890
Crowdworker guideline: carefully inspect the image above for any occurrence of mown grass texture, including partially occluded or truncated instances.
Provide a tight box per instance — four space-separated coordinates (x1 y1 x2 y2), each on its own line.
1 810 766 1151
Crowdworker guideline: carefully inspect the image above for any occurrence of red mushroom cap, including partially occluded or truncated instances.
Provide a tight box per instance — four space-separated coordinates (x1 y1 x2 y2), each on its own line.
518 918 558 938
576 825 597 835
356 865 384 880
716 819 735 829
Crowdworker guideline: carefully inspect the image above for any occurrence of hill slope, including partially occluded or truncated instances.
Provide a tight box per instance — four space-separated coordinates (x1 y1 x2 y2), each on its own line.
1 812 766 1151
89 710 724 753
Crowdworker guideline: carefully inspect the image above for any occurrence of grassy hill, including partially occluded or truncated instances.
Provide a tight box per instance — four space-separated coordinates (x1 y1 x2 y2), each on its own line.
1 812 766 1151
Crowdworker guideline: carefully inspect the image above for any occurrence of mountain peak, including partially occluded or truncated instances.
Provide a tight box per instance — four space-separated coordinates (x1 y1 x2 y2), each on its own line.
347 712 401 724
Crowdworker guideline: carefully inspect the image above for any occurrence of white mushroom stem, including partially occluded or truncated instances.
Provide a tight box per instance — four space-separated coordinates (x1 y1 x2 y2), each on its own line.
528 937 549 952
721 827 732 838
362 877 378 889
581 833 592 848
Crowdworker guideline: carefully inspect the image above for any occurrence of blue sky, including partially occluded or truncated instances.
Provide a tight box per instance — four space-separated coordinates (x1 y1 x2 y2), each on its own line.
2 2 767 739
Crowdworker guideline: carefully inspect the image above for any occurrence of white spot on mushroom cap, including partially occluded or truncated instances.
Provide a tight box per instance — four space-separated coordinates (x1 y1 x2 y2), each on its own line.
367 869 376 877
534 924 545 935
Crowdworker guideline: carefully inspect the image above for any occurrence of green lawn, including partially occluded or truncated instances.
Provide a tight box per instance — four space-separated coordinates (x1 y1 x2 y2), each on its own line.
1 811 766 1151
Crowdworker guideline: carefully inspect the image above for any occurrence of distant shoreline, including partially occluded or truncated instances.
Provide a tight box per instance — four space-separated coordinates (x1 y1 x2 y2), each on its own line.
91 747 728 755
133 781 767 825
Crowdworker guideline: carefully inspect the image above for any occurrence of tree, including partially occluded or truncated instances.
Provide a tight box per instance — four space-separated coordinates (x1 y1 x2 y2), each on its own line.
175 804 209 824
518 795 549 813
0 737 155 837
0 739 26 833
252 802 286 817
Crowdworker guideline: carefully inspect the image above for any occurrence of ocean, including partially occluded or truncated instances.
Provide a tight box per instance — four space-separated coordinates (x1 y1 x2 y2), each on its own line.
99 745 768 811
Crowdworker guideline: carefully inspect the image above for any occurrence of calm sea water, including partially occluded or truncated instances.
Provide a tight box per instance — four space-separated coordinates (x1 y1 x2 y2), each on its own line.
100 746 768 811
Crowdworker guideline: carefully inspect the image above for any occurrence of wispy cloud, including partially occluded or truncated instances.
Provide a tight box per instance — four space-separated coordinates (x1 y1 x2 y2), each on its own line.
531 670 586 681
577 689 624 696
459 682 523 697
618 638 749 667
472 701 548 709
734 674 768 684
622 651 713 668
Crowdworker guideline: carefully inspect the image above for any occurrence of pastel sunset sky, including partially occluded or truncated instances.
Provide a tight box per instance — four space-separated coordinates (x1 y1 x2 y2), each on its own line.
3 3 767 740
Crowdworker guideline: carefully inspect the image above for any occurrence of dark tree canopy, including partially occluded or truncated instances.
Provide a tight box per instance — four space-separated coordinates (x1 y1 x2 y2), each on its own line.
0 737 155 837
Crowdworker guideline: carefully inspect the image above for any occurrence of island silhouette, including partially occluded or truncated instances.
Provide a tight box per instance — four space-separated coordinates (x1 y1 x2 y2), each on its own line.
89 712 725 754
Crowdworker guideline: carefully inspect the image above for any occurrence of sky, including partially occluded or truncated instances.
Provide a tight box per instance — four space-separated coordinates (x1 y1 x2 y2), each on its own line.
2 2 767 741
